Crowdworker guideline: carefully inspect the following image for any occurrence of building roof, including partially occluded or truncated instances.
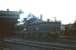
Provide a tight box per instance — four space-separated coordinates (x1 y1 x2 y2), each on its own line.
0 10 22 19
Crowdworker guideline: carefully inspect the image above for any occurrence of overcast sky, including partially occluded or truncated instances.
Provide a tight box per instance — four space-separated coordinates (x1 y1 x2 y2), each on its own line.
0 0 76 24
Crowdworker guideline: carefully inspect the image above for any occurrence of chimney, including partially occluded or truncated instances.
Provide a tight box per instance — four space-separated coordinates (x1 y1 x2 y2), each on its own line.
47 19 50 22
40 14 43 21
19 9 23 14
54 17 56 22
6 9 10 11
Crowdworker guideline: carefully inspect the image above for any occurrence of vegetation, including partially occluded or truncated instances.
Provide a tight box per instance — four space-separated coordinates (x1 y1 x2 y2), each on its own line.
16 24 24 32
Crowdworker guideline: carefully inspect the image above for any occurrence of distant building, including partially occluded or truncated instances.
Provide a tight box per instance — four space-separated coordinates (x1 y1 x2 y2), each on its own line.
64 21 76 37
23 14 62 32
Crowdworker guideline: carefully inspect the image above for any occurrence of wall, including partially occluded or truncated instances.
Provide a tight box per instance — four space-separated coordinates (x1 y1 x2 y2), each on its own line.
0 17 17 38
28 21 61 32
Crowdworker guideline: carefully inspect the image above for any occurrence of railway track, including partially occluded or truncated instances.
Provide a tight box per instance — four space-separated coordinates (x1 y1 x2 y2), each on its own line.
0 38 75 50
